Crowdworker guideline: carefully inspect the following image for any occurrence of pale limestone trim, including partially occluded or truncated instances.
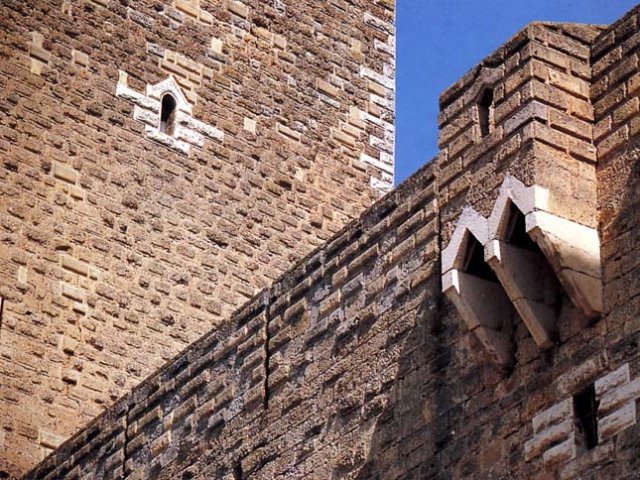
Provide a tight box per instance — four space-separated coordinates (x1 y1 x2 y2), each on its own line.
526 211 602 318
487 175 548 240
595 363 638 443
116 71 223 154
441 208 511 369
441 207 489 273
526 363 640 467
441 175 602 367
525 397 577 466
485 240 557 349
484 180 558 350
489 176 602 319
146 76 192 114
358 26 395 197
442 269 514 369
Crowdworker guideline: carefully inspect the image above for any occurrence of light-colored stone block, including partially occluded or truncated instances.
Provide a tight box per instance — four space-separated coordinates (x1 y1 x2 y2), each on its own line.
595 363 630 398
243 117 256 133
542 434 576 465
525 418 573 460
532 398 573 434
599 377 640 415
598 401 636 442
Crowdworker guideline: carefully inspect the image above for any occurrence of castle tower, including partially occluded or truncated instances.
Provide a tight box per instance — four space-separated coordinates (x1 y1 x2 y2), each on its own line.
18 5 640 480
0 0 395 475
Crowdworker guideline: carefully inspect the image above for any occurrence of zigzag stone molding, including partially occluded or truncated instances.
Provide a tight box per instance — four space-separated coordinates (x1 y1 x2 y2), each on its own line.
115 71 224 154
442 175 602 368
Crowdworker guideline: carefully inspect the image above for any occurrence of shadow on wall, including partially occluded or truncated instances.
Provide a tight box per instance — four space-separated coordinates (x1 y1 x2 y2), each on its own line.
352 293 455 480
347 291 511 480
599 135 640 337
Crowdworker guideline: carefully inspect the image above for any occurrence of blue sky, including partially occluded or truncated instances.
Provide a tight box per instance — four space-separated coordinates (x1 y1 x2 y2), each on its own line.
395 0 639 183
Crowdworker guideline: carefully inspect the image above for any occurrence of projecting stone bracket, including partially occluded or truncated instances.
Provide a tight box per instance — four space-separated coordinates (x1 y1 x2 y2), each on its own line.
442 269 515 369
442 176 602 368
485 239 558 349
441 208 515 370
115 71 224 154
525 211 602 319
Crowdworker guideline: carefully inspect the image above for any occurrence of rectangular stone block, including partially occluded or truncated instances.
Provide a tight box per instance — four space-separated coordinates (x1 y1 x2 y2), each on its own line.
174 0 200 17
595 363 630 398
504 101 548 135
542 434 576 466
525 418 573 461
228 0 249 18
61 255 90 277
317 78 339 98
61 282 85 303
52 162 78 185
598 401 637 442
532 398 573 434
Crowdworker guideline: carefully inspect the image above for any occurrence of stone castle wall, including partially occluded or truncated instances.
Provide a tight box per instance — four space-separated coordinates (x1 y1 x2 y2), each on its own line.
0 0 395 475
24 5 640 479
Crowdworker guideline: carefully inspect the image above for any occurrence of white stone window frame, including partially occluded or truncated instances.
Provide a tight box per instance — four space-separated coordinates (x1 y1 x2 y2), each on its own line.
526 362 640 467
116 72 224 154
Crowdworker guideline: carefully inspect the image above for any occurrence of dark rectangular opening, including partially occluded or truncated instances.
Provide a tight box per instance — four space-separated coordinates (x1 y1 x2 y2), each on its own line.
0 296 4 336
478 88 494 138
504 203 540 253
574 384 599 450
463 233 498 282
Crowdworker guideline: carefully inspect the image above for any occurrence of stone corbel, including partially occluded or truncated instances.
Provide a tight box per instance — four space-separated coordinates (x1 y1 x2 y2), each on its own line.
442 208 515 369
441 175 603 369
525 211 602 319
486 176 602 323
485 240 558 349
484 177 559 349
442 268 515 369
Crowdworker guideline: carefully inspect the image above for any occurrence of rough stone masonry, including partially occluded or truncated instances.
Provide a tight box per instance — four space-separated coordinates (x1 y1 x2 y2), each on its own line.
0 0 395 476
6 2 640 480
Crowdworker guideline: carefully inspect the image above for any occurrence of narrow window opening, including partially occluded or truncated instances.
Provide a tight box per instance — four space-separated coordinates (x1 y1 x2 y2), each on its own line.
478 87 494 138
160 93 177 136
574 384 599 451
463 234 498 282
233 462 243 480
0 296 4 337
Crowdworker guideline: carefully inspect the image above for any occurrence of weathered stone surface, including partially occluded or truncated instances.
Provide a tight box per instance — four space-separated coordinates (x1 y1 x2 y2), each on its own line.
0 0 395 476
7 3 640 480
